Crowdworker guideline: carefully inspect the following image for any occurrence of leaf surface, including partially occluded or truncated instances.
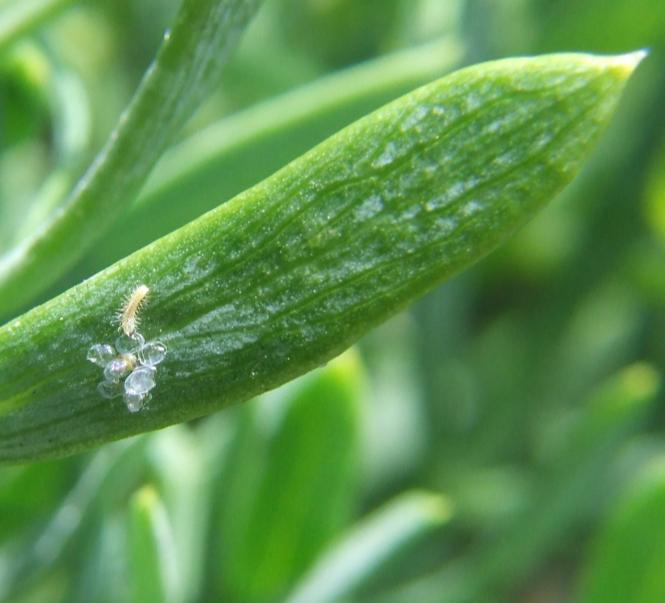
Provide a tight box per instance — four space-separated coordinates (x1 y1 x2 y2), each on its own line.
0 52 643 462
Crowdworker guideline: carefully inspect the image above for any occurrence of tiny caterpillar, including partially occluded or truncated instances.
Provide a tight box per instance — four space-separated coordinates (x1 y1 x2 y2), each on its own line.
90 283 167 413
117 285 150 336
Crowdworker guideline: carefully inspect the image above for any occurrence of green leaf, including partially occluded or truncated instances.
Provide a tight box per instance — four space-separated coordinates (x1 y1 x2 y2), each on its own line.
0 0 263 318
0 439 146 600
379 363 661 603
217 351 362 601
66 514 129 603
577 460 665 603
81 36 464 273
146 427 210 603
0 0 78 53
535 0 665 53
12 41 92 245
126 486 178 603
285 491 453 603
0 51 644 462
467 363 662 599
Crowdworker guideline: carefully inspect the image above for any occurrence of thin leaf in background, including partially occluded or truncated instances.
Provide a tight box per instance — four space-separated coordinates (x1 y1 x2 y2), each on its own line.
12 41 92 244
577 459 665 603
0 0 78 53
217 351 363 602
379 362 661 603
286 490 453 603
147 427 210 603
127 486 178 603
0 0 264 318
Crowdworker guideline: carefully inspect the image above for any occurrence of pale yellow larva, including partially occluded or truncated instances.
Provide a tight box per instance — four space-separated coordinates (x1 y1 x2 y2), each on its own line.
118 285 150 336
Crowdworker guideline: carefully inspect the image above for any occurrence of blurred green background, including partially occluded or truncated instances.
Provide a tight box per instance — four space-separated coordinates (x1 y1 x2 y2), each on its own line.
2 0 665 601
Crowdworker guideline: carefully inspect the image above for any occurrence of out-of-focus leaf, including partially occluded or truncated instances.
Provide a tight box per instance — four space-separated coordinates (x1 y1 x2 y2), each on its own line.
0 439 146 601
533 0 665 53
13 41 91 243
147 427 209 603
0 45 51 251
127 486 178 603
361 315 426 492
0 44 50 146
66 514 128 603
276 0 403 68
0 459 71 541
626 241 665 308
466 0 665 58
0 52 643 462
0 0 264 317
286 490 453 603
217 350 363 602
380 363 661 603
577 460 665 603
644 138 665 246
0 0 78 53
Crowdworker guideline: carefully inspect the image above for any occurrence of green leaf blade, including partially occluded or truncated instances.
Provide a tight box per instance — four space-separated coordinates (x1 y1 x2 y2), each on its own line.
0 0 77 53
286 490 453 603
0 52 643 462
218 351 363 601
577 461 665 603
127 486 177 603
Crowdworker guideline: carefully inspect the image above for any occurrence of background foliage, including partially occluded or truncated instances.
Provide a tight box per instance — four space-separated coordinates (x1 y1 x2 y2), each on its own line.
1 0 665 601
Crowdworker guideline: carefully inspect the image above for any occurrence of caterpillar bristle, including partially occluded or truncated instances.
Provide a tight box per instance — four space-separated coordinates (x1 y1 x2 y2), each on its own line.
119 285 150 337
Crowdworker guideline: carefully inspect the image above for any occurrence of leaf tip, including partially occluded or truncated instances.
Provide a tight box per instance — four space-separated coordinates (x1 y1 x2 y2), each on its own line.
409 490 455 525
619 362 661 402
606 49 649 78
132 484 159 511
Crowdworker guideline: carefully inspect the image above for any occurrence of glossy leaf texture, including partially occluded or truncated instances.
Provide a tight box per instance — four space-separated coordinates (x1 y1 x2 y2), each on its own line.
0 51 644 462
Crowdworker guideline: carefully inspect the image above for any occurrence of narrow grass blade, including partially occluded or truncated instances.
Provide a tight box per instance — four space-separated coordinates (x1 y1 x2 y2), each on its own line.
147 428 210 603
286 491 452 603
218 351 362 601
13 42 92 243
0 0 77 53
577 459 665 603
126 486 178 603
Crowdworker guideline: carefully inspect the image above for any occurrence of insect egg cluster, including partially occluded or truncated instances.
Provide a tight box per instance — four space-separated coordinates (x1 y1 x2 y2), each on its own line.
87 285 167 413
